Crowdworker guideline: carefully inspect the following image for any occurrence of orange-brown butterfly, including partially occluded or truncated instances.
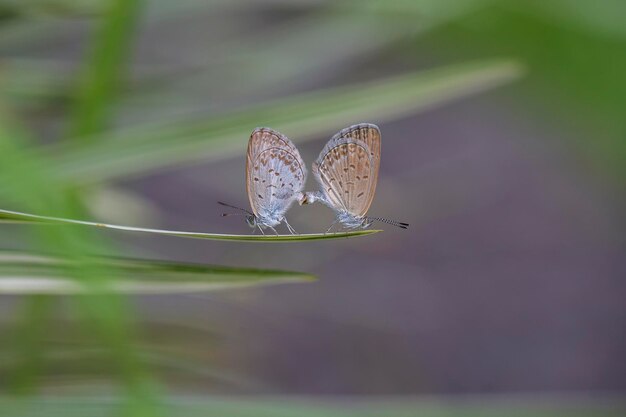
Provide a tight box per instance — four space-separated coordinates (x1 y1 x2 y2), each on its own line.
300 123 408 231
219 127 306 234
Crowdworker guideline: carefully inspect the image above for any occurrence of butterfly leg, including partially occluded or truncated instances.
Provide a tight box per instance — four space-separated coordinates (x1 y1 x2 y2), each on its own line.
268 226 279 236
258 225 265 235
325 220 339 234
340 224 360 234
283 218 298 235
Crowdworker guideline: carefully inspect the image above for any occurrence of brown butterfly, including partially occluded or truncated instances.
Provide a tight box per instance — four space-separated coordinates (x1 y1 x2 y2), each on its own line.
219 127 306 234
300 123 408 231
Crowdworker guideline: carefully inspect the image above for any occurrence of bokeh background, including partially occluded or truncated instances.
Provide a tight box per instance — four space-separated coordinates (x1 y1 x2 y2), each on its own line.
0 1 625 416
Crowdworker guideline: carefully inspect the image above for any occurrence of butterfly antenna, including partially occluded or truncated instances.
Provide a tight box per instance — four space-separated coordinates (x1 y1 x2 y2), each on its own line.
217 201 253 216
368 216 409 229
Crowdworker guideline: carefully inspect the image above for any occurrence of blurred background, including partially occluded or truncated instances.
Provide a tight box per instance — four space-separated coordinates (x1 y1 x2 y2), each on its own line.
0 0 624 416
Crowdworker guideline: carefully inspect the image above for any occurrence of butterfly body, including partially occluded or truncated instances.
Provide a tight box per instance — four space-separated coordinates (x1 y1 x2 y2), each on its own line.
300 190 373 229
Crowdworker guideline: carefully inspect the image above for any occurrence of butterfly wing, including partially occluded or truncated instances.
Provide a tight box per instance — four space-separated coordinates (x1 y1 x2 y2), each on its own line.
335 123 381 189
332 123 381 214
313 123 381 217
246 128 307 221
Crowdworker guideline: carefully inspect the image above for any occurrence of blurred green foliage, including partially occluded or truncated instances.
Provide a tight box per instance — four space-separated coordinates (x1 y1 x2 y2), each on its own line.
423 1 626 179
0 251 315 293
49 59 522 184
0 110 161 416
69 0 141 139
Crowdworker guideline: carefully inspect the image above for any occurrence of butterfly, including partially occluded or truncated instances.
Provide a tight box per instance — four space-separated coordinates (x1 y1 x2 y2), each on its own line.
299 123 408 231
219 127 306 234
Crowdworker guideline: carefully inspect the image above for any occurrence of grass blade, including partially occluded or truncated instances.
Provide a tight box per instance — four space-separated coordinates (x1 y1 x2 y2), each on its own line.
0 394 623 417
47 59 523 183
0 252 314 294
0 209 380 242
68 0 141 140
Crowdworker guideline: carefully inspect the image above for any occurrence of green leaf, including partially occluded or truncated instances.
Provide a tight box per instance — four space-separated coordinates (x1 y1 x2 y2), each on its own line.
0 209 381 242
46 59 523 184
0 252 314 294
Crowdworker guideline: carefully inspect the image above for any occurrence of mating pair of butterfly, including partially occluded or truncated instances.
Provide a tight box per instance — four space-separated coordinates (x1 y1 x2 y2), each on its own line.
220 123 408 235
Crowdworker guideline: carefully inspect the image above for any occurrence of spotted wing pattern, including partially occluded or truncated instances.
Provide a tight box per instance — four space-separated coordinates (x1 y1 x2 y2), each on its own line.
312 124 381 217
246 128 306 221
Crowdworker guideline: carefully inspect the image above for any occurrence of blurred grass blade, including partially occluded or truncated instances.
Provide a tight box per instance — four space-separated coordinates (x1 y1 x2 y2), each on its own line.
0 394 623 417
7 294 53 393
0 209 380 242
48 59 523 183
0 252 314 294
68 0 141 140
